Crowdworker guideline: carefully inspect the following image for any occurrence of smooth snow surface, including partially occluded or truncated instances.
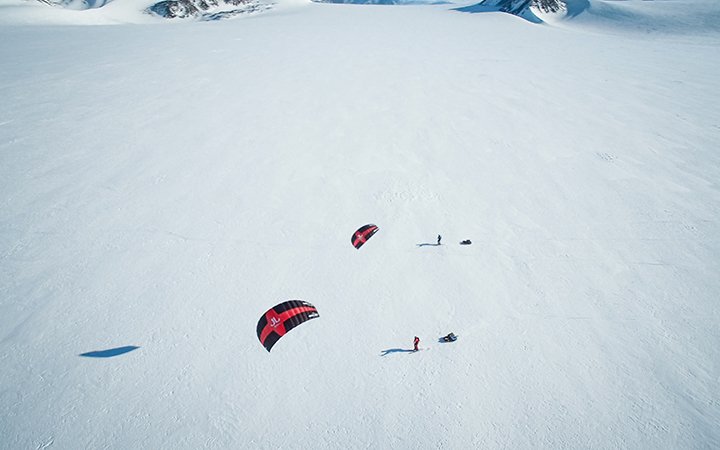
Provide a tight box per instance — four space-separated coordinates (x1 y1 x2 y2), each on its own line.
1 0 719 448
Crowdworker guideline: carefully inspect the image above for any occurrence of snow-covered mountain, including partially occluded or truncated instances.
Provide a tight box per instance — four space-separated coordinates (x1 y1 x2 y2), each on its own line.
33 0 274 19
1 0 719 448
36 0 113 9
458 0 565 22
147 0 271 20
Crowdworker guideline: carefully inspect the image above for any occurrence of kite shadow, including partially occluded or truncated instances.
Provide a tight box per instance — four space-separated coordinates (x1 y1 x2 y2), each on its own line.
380 348 415 356
79 346 140 358
416 243 441 247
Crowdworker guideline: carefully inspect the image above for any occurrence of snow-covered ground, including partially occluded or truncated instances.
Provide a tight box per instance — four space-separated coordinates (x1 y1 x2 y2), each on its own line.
1 0 719 448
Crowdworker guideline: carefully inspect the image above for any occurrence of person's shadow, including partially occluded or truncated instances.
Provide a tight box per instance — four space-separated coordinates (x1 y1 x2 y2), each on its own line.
79 346 140 358
416 243 441 247
380 348 415 356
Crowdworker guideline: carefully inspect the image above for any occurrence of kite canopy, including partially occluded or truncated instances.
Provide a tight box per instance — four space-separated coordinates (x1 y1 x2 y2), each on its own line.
352 224 379 249
256 300 319 352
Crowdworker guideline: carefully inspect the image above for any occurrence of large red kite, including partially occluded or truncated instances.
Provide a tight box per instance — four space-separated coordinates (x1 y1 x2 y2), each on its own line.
352 224 379 249
256 300 319 352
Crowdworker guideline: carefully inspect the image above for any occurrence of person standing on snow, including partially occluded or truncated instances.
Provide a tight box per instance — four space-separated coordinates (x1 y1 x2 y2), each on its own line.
413 336 420 351
437 235 442 245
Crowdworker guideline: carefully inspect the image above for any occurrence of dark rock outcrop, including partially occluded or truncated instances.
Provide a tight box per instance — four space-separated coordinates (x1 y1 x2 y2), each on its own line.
148 0 271 19
455 0 566 22
483 0 564 15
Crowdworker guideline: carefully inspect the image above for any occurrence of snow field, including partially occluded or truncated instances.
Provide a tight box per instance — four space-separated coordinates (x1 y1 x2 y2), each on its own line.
1 1 719 448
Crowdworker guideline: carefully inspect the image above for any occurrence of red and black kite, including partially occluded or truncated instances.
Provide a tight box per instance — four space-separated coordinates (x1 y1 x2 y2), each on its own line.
352 224 379 249
256 300 319 352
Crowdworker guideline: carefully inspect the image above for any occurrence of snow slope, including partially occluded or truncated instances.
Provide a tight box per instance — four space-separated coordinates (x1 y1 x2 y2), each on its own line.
1 0 719 448
543 0 720 34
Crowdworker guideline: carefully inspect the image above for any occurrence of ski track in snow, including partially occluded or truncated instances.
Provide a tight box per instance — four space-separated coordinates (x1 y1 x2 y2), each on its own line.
0 0 719 449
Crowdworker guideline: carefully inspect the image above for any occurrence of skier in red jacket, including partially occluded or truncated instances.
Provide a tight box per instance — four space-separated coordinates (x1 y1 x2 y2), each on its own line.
413 336 420 352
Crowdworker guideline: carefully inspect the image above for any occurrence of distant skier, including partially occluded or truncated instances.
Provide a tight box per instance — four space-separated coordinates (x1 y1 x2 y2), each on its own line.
413 336 420 351
437 234 442 245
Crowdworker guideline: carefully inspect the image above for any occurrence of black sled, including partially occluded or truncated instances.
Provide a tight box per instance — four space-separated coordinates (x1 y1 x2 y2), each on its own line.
439 333 457 343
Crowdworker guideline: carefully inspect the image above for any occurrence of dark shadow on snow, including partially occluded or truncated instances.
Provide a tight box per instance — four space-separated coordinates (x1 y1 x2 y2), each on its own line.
453 1 543 24
564 0 590 18
453 3 500 14
380 348 415 356
79 346 140 358
416 243 441 247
